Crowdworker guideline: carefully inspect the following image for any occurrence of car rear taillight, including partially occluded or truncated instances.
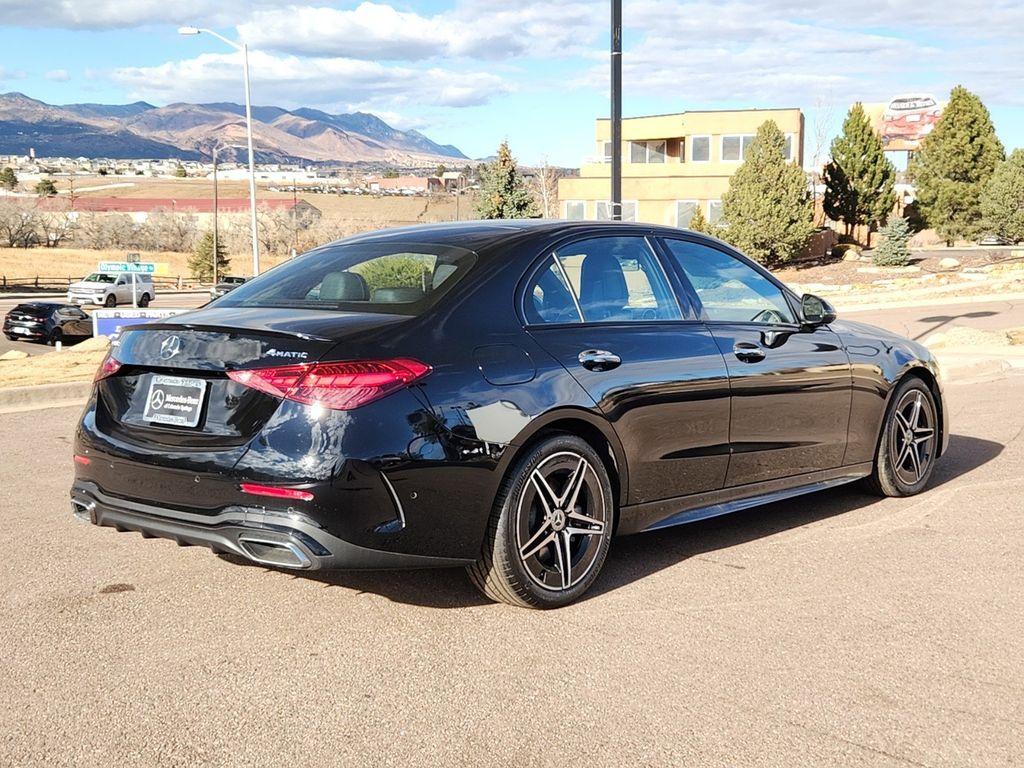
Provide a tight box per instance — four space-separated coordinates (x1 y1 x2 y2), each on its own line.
227 358 431 411
95 353 122 382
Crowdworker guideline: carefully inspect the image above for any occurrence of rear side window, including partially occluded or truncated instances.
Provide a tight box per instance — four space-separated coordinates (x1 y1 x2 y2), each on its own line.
216 242 476 315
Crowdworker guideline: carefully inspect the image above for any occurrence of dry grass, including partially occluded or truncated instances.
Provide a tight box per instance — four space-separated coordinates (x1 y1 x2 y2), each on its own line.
0 247 194 281
0 336 109 388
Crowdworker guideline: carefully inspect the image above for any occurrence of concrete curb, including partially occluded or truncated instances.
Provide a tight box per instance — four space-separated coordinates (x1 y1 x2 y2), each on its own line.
0 381 92 414
837 291 1024 313
0 290 210 301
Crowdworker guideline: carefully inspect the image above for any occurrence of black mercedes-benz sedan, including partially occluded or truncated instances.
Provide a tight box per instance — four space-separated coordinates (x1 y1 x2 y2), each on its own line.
72 221 947 607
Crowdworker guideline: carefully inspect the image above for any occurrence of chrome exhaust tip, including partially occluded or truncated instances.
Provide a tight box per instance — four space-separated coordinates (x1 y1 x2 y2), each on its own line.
237 536 312 569
71 498 95 523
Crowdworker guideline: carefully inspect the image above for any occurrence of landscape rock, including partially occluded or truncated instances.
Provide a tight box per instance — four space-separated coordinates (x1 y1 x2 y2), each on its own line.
0 350 30 362
938 257 962 271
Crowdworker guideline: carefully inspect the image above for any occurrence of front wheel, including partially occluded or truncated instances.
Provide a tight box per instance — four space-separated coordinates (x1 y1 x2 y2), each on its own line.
467 434 614 608
864 376 939 497
104 294 116 308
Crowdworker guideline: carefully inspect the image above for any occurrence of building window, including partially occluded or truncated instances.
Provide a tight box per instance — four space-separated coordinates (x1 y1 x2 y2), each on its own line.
628 140 666 164
783 133 794 162
675 200 698 228
721 134 755 162
564 200 586 220
690 135 710 162
598 140 613 163
708 200 724 225
596 201 637 222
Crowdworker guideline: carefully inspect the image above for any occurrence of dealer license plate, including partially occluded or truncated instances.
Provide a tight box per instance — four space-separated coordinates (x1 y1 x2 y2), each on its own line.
143 374 207 428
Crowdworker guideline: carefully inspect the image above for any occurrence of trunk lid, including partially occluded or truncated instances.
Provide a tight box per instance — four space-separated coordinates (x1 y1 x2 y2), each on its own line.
96 306 410 450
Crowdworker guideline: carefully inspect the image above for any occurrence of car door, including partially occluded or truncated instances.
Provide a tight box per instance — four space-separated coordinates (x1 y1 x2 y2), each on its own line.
659 236 852 486
66 306 91 337
523 234 732 505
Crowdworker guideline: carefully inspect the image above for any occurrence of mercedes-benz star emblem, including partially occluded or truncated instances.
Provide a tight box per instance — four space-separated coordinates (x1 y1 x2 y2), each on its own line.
159 335 182 360
150 389 166 409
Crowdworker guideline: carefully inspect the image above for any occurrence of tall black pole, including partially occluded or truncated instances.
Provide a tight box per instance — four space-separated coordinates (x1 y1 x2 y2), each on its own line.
212 147 219 287
610 0 622 220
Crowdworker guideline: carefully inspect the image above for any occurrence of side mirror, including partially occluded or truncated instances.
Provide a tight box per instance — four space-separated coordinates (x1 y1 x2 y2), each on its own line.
800 293 837 326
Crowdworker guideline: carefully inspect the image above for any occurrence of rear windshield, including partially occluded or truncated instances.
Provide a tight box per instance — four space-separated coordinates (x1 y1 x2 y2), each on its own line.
83 273 117 284
13 304 50 317
215 242 477 315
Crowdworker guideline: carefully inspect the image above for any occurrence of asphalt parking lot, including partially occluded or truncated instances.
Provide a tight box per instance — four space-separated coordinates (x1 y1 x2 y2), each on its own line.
1 371 1022 766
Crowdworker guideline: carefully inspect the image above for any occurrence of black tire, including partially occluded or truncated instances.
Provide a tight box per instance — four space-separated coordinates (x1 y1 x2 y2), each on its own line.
104 294 116 308
467 434 614 608
864 376 939 497
3 334 15 341
47 328 63 346
138 293 151 308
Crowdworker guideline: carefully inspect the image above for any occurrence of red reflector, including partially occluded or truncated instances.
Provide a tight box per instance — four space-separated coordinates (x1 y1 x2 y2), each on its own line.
94 353 122 382
227 358 431 411
73 454 90 466
240 483 314 502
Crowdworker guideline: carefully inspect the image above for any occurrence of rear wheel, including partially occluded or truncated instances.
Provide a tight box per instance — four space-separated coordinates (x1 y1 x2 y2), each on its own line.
48 328 63 346
864 376 938 497
104 294 116 308
468 434 614 608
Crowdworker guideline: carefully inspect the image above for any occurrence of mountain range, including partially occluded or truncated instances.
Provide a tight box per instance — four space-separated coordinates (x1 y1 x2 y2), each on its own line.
0 92 467 165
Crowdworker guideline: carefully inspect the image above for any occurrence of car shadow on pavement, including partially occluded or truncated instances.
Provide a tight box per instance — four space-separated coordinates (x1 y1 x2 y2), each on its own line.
588 434 1003 601
227 434 1002 609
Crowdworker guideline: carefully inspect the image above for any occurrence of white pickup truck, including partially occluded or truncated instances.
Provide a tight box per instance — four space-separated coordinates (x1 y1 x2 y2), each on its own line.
67 272 155 307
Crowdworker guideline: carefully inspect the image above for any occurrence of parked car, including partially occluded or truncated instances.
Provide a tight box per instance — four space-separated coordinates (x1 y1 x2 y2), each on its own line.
978 234 1012 246
67 272 154 307
4 302 93 344
209 276 247 299
72 221 948 608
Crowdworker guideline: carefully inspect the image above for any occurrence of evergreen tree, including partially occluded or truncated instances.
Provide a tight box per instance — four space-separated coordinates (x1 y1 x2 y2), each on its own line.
910 85 1004 245
688 203 710 233
823 103 895 236
476 141 538 219
719 121 814 266
173 164 188 178
980 149 1024 243
35 178 57 196
873 216 912 266
0 167 18 191
188 231 230 281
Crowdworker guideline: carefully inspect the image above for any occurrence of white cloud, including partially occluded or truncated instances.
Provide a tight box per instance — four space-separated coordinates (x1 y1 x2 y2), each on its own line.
238 1 601 61
1 1 278 29
0 66 27 80
44 69 71 82
110 50 512 109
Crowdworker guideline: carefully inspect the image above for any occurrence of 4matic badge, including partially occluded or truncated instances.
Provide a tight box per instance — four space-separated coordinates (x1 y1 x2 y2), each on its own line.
264 348 309 360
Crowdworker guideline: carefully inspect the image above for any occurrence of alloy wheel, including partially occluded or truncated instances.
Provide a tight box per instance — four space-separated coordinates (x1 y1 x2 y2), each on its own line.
515 451 608 592
888 389 936 486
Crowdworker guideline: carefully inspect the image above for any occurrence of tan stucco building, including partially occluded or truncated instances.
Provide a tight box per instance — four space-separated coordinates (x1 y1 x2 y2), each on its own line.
558 108 804 228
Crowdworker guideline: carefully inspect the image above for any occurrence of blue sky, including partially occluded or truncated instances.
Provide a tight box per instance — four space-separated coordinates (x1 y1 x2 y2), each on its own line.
2 1 1022 166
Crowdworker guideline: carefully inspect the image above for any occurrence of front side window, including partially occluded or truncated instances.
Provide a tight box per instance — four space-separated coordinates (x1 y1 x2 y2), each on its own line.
663 239 794 324
553 237 680 322
216 242 476 316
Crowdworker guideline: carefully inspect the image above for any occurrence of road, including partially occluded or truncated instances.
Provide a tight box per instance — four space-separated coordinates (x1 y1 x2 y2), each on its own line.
1 372 1022 766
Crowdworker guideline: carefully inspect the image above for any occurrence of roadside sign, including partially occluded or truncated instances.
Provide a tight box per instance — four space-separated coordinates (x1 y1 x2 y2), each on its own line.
98 261 157 273
127 252 141 264
92 308 189 344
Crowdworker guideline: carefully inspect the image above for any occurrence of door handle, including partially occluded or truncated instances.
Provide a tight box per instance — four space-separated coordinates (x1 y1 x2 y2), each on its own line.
578 349 621 371
733 342 766 363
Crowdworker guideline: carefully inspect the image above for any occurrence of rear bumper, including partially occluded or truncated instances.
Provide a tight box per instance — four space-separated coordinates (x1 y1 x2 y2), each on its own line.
71 480 473 571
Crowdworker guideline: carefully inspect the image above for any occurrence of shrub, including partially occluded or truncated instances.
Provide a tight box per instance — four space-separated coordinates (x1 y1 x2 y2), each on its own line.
873 217 912 266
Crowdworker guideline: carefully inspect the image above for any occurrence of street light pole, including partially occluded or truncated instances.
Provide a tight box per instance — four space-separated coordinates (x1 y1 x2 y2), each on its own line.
212 145 219 288
610 0 622 221
179 26 261 276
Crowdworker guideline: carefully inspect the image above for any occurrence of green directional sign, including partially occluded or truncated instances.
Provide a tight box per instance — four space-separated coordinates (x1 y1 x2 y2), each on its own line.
98 261 156 274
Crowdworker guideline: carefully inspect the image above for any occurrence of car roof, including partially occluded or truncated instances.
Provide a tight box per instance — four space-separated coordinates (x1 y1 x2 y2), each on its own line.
327 219 702 254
